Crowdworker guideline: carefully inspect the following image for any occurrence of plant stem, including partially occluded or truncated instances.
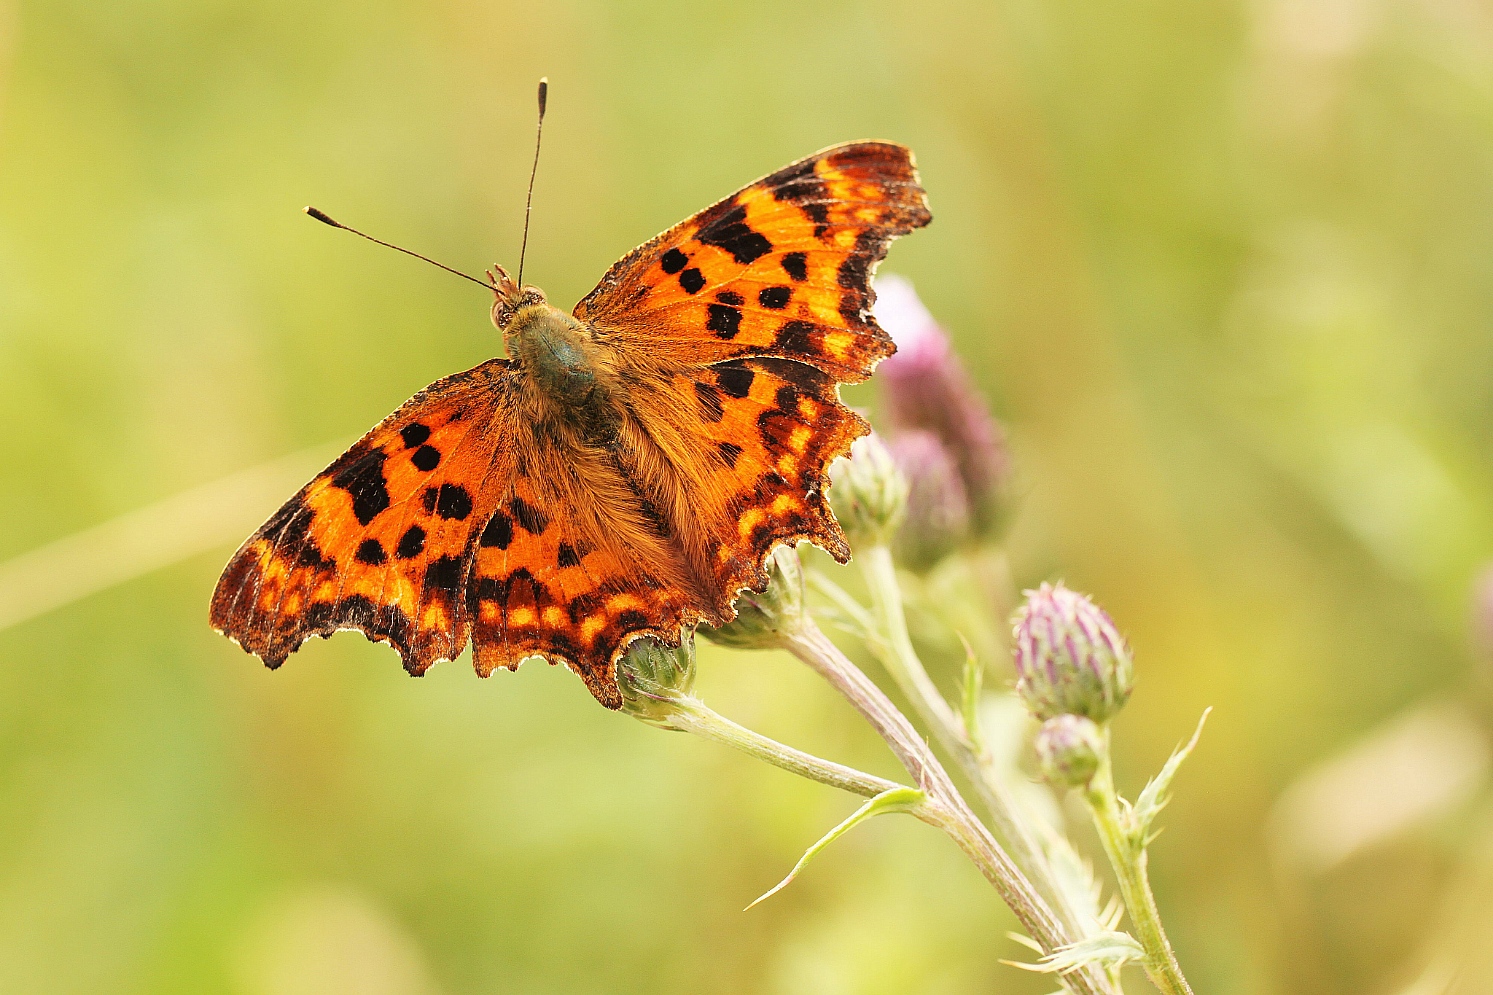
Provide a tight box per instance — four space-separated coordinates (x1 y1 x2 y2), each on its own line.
779 619 1115 995
856 544 1102 947
1085 747 1194 995
658 694 906 800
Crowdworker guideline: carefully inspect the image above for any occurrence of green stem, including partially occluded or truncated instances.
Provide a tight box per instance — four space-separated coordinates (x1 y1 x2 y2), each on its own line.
857 544 1105 954
778 619 1114 995
657 694 906 800
1085 744 1194 995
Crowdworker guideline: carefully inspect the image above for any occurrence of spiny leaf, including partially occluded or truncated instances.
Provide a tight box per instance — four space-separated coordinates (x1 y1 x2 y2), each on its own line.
1133 707 1211 842
745 786 924 911
1003 931 1145 975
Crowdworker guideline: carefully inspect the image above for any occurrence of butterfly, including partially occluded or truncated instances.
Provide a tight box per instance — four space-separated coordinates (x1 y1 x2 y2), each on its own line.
210 141 931 708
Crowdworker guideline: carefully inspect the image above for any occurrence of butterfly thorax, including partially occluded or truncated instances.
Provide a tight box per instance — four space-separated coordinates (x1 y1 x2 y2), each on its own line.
498 293 616 419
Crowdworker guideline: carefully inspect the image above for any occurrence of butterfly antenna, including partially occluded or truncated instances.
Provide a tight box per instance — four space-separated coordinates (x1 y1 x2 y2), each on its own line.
302 206 493 292
516 76 547 289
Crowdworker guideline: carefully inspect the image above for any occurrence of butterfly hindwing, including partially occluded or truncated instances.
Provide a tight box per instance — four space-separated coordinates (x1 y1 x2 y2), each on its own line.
467 441 704 709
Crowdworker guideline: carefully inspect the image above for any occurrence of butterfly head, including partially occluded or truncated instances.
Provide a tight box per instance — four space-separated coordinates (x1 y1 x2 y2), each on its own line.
486 263 548 332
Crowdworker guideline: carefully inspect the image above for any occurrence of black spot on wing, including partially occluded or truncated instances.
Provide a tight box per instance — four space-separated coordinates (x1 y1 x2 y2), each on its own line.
758 286 791 310
557 543 581 568
716 290 743 306
775 320 816 354
432 483 473 521
718 441 742 468
660 248 689 274
695 202 773 265
355 538 387 565
397 525 426 559
781 252 808 282
770 159 830 237
400 423 431 448
706 302 741 339
715 363 755 399
679 268 706 294
480 510 513 549
330 449 391 526
411 445 441 471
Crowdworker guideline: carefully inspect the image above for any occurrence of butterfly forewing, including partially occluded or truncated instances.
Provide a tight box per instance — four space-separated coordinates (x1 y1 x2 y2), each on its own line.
574 141 931 382
210 361 517 674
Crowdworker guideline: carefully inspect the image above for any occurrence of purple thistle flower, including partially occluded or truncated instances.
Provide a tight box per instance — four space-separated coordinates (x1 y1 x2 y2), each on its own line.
873 274 1012 533
885 430 971 571
1011 582 1134 723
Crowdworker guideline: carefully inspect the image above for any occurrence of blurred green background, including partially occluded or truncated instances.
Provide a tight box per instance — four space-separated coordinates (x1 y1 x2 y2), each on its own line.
4 0 1493 992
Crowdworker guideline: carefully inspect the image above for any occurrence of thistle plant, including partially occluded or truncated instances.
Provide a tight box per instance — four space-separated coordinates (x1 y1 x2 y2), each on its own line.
610 275 1206 995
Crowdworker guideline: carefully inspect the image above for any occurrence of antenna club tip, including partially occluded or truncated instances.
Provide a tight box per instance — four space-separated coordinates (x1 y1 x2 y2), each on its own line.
304 206 339 227
537 77 548 116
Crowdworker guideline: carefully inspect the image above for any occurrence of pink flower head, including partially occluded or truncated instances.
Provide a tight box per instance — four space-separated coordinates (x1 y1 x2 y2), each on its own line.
873 274 1011 532
1011 582 1134 723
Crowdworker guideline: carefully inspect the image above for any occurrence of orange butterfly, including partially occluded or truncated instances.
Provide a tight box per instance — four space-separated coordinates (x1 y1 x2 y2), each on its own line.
210 140 931 708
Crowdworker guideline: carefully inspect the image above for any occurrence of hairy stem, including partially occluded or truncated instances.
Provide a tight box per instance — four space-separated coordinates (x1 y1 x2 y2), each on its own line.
657 694 905 799
856 543 1106 950
779 619 1114 995
1085 747 1194 995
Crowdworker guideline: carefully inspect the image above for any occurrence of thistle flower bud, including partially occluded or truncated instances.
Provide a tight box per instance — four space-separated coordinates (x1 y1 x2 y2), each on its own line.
615 636 697 727
1011 582 1134 723
828 433 907 548
700 544 807 650
1033 714 1104 789
873 274 1012 533
886 430 971 572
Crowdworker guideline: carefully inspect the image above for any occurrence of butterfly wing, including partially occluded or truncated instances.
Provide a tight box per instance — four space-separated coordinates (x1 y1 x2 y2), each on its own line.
573 141 930 382
210 360 519 675
465 437 706 709
211 358 706 708
571 141 929 609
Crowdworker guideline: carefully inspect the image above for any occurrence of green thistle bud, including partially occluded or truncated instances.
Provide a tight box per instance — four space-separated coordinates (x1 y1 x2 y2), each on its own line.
828 433 907 548
1011 582 1134 723
1033 714 1104 789
700 544 806 650
615 635 696 728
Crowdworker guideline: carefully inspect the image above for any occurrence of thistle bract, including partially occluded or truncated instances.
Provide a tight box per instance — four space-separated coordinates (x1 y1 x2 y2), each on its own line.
1011 582 1134 723
616 636 696 726
1034 714 1104 789
886 430 971 571
828 433 907 548
701 544 807 650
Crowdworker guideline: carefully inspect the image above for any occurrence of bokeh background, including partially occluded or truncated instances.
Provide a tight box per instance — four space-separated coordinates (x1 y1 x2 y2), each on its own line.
4 0 1493 992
